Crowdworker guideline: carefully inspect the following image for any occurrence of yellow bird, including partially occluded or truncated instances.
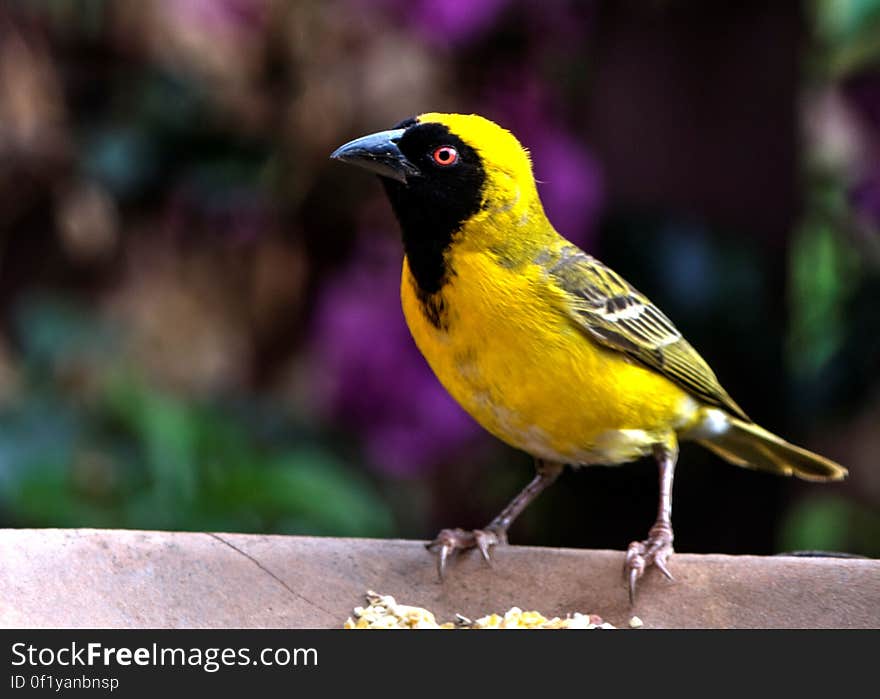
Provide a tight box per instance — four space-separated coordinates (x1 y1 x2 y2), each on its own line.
330 112 847 600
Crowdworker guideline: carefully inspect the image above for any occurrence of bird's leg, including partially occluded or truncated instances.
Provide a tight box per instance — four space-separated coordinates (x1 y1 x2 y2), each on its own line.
427 459 563 580
624 443 678 603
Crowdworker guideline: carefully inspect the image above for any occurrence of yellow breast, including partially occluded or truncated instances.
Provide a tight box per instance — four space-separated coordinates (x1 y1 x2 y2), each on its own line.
400 248 698 465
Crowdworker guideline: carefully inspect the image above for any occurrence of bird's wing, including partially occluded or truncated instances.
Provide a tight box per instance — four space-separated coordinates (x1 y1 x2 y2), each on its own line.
543 244 749 420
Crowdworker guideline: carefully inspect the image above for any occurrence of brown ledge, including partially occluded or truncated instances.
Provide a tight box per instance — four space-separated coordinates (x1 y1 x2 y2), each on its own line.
0 529 876 629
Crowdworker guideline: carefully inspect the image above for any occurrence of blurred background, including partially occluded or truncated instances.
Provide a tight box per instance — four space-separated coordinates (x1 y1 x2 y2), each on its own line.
0 0 877 558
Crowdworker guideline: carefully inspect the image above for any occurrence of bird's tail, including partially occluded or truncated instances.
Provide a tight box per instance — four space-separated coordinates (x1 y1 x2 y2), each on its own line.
694 414 847 482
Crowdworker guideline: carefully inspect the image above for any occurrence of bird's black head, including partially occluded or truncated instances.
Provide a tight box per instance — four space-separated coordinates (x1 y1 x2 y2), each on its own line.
330 115 487 294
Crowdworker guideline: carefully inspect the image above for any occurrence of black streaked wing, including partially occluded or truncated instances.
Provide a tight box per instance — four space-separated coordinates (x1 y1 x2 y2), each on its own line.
544 245 749 420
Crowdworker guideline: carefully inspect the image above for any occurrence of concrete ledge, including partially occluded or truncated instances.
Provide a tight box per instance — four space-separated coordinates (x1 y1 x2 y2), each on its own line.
0 529 877 628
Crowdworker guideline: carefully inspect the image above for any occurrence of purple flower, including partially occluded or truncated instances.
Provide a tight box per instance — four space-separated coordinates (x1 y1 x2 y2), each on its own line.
353 0 512 47
308 231 483 476
409 0 512 46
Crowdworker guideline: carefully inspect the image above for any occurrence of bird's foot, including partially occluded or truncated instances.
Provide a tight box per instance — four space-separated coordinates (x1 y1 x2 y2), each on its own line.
624 522 674 603
426 526 507 580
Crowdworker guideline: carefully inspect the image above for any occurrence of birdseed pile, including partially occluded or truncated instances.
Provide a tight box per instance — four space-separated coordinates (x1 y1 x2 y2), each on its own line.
344 591 644 629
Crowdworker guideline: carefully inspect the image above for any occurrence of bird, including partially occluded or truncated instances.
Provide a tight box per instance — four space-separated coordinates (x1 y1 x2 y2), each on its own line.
330 112 847 601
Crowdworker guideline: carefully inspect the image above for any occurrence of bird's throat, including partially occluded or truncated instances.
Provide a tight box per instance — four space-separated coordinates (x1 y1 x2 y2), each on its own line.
382 177 469 298
401 228 454 296
401 229 454 331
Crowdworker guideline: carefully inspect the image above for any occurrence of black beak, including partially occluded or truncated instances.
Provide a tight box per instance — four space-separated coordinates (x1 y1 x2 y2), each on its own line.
330 128 420 184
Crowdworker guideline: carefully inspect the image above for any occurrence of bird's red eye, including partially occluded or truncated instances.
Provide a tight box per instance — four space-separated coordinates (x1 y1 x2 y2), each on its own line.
432 146 459 166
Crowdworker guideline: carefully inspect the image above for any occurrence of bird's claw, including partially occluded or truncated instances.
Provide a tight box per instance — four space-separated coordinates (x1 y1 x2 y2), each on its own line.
426 527 507 580
624 522 674 604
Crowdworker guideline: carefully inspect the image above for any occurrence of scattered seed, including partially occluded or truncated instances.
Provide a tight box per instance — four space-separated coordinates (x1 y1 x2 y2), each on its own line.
344 592 639 629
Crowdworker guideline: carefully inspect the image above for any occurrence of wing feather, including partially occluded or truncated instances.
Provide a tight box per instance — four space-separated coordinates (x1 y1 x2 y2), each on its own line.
543 245 748 420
